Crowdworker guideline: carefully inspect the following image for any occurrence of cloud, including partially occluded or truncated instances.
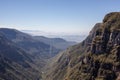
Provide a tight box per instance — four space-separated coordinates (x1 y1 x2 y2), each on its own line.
0 24 90 36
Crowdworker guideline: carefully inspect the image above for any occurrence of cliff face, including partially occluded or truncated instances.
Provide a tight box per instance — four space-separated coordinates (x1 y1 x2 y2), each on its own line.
45 12 120 80
75 12 120 80
91 12 120 54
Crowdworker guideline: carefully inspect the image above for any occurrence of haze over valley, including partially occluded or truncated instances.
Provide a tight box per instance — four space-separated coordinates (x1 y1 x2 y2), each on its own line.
21 30 87 42
0 0 120 80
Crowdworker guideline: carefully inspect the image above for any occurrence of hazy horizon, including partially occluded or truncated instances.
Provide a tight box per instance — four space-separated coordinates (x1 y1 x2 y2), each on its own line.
0 0 120 35
21 29 87 42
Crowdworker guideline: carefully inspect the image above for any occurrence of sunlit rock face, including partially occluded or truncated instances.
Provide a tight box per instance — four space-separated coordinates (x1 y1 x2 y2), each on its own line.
91 12 120 54
45 12 120 80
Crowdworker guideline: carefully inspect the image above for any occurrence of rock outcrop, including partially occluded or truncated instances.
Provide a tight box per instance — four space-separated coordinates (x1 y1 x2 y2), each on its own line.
91 12 120 55
45 12 120 80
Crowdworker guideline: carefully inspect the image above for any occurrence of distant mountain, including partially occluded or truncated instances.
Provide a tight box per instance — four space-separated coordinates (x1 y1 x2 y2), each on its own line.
0 32 32 66
0 28 59 59
34 36 76 50
22 30 86 42
44 12 120 80
0 33 41 80
0 28 76 80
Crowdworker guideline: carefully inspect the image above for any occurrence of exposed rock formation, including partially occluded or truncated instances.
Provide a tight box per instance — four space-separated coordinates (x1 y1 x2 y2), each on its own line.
45 12 120 80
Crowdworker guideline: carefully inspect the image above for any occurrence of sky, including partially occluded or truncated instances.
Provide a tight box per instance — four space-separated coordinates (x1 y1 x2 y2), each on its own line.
0 0 120 35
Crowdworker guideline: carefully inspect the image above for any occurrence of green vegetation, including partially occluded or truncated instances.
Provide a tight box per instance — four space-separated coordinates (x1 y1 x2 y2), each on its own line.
44 12 120 80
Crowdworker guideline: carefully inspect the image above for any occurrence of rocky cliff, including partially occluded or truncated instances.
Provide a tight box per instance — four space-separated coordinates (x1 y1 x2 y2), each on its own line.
45 12 120 80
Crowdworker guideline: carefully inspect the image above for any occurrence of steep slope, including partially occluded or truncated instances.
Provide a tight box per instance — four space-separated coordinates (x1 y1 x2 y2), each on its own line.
34 36 76 50
0 28 60 59
0 33 32 67
45 12 120 80
0 33 41 80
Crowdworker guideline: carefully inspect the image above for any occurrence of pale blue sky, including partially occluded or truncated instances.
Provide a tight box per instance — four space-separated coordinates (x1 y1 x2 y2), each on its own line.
0 0 120 35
